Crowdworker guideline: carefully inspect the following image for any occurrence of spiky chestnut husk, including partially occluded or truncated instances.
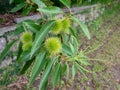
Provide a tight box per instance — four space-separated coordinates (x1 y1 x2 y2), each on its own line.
51 19 63 34
22 42 32 51
45 37 62 55
61 18 71 33
20 32 32 44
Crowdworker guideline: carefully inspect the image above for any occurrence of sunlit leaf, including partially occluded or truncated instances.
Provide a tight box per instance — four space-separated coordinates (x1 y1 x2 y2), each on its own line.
23 20 40 33
30 50 46 84
31 20 55 57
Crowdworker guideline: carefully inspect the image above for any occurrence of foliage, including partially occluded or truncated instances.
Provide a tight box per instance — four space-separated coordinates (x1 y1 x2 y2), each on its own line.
0 0 92 90
9 0 53 16
0 0 14 14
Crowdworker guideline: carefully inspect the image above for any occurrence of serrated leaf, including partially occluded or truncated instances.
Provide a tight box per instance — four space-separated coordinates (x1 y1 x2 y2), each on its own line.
39 57 56 90
52 62 61 87
32 0 46 8
11 3 26 12
0 40 17 61
23 20 40 33
30 50 46 84
71 16 90 39
59 0 70 8
31 20 55 57
37 6 63 14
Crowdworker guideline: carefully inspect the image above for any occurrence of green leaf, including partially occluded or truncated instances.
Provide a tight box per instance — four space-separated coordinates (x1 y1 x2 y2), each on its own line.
16 42 23 61
62 64 67 75
69 27 77 38
52 62 61 87
31 20 55 57
17 50 30 62
75 61 87 78
39 57 56 90
71 16 90 39
69 42 75 54
22 5 33 16
32 0 46 8
37 6 63 14
30 50 46 84
12 25 24 36
11 3 26 12
9 0 14 4
23 20 40 33
62 43 73 56
19 59 34 75
66 63 69 80
72 64 76 79
0 40 17 61
59 0 70 8
73 36 78 53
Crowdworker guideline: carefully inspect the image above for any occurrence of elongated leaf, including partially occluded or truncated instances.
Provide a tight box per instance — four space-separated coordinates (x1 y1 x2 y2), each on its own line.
69 42 75 54
23 20 40 33
72 64 76 79
69 27 77 38
11 3 26 12
22 5 33 16
17 50 30 62
37 6 63 14
19 59 34 75
66 63 69 80
62 64 67 75
9 0 14 4
73 36 78 53
31 20 55 57
0 40 17 61
30 50 46 84
39 57 56 90
62 43 73 56
13 27 24 35
52 63 61 87
75 61 87 78
16 42 23 61
71 16 90 39
32 0 46 8
59 0 70 8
